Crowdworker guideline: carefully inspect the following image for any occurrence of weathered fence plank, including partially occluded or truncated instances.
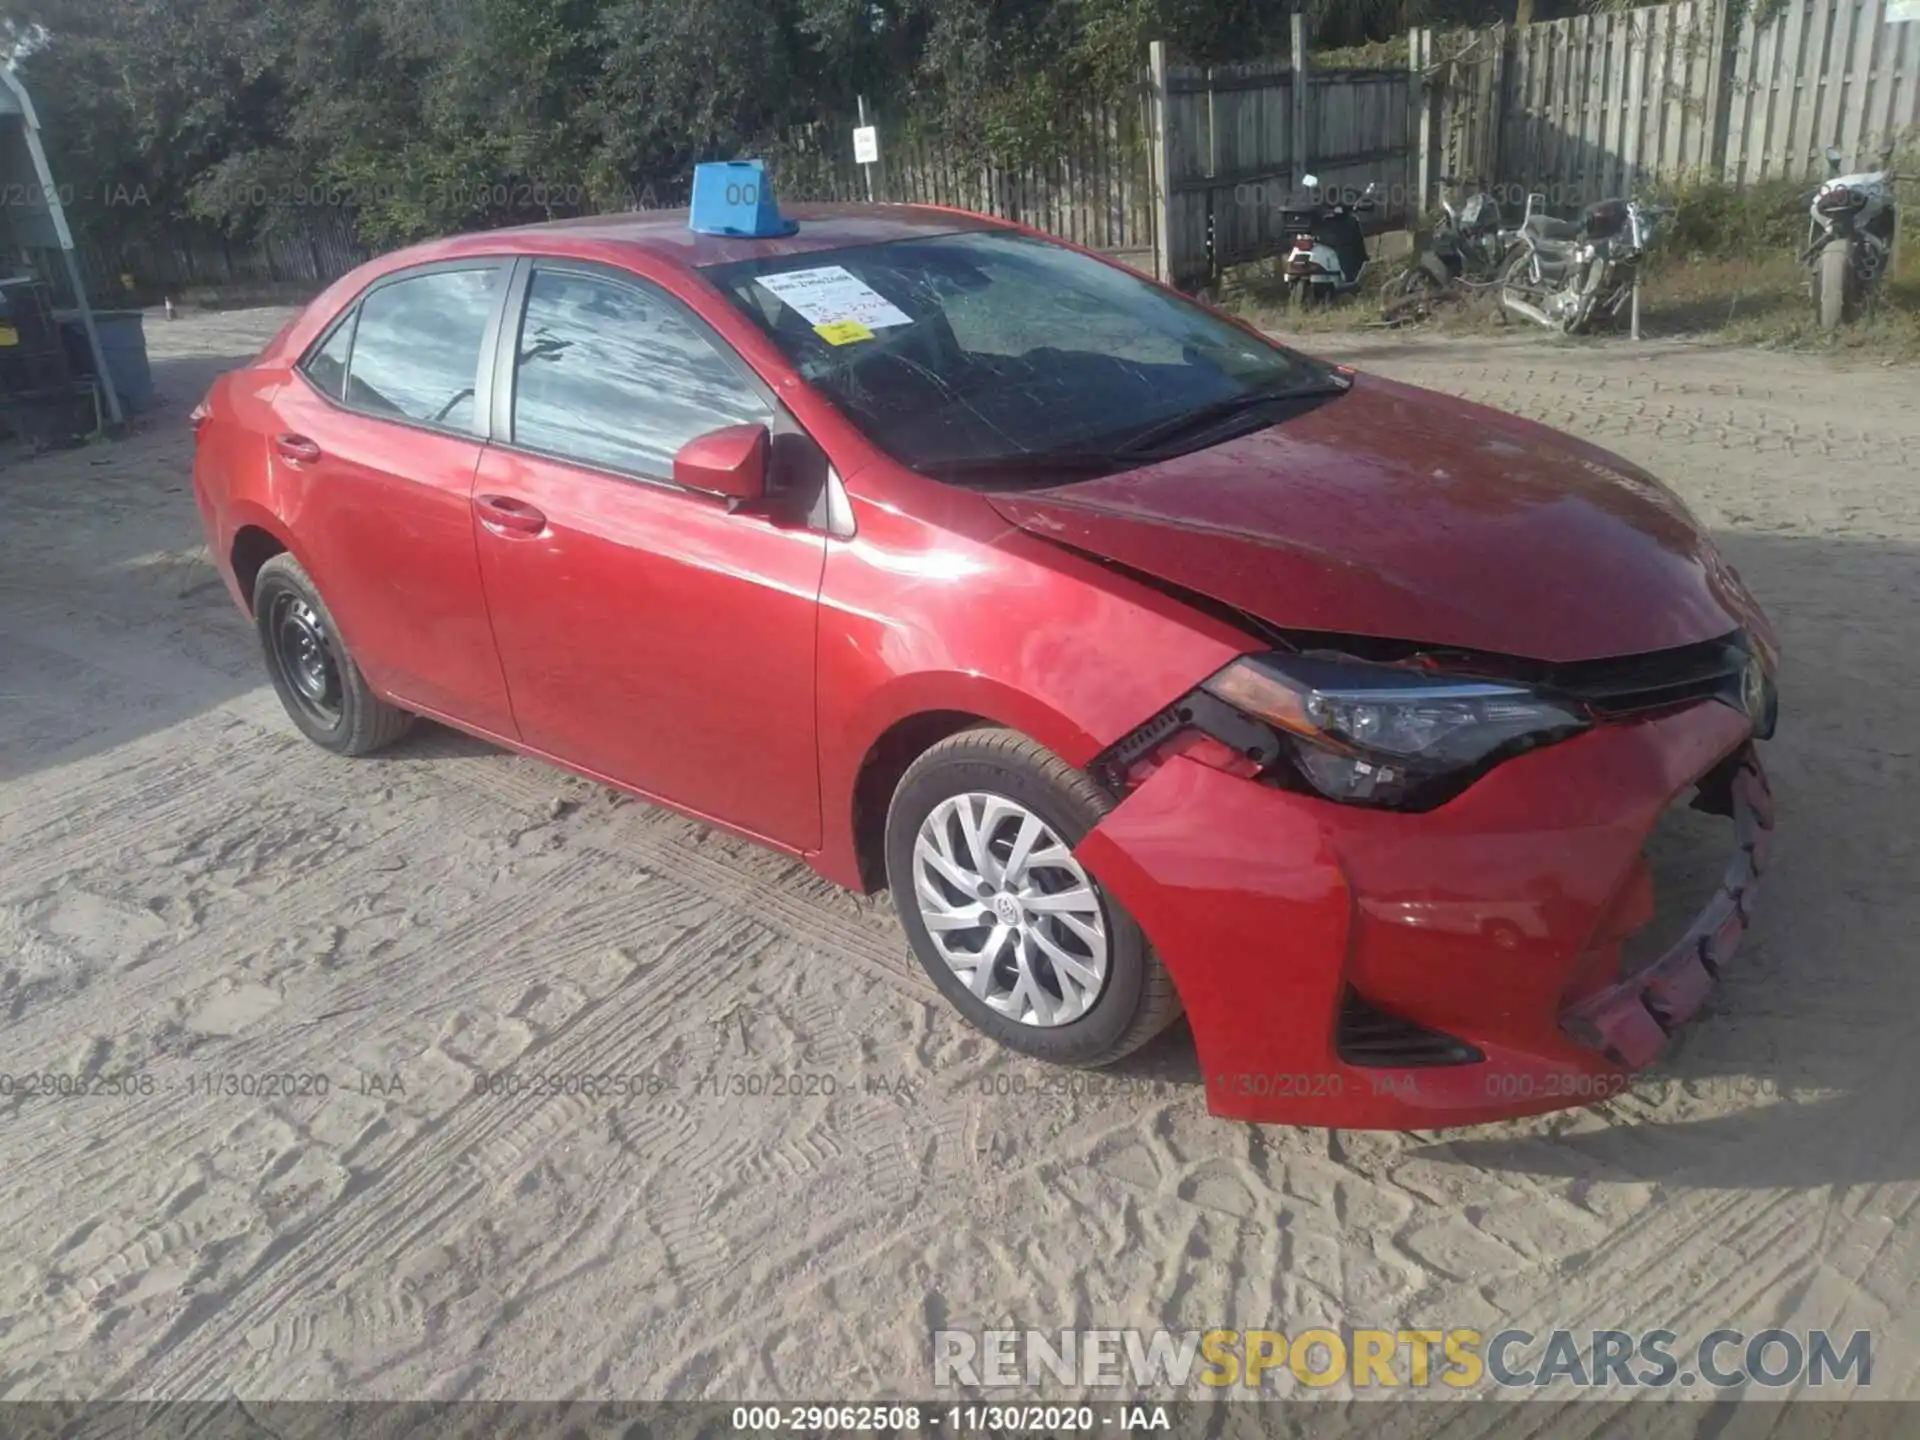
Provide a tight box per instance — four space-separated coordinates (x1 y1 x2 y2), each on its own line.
1142 51 1410 287
1426 0 1920 212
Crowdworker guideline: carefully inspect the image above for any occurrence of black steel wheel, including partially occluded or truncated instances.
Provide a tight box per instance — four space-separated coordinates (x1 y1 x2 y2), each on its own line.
267 590 344 730
252 553 414 755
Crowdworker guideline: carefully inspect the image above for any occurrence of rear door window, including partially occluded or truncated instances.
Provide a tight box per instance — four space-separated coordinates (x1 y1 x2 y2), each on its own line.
343 267 503 432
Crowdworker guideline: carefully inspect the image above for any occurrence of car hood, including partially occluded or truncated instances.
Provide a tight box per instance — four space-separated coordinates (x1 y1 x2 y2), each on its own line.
988 373 1768 664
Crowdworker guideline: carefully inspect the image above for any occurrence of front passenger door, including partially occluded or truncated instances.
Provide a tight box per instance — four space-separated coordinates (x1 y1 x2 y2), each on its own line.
471 262 827 851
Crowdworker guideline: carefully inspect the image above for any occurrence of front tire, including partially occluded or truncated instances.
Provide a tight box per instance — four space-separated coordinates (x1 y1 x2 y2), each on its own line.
1815 239 1856 331
253 553 414 755
1497 246 1536 324
1382 263 1445 324
1561 257 1609 336
884 728 1182 1067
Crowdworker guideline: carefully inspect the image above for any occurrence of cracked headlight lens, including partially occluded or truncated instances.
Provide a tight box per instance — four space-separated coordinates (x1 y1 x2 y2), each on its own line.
1204 653 1590 807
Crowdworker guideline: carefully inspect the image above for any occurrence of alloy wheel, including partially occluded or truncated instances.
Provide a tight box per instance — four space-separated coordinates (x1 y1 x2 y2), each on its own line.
910 791 1110 1027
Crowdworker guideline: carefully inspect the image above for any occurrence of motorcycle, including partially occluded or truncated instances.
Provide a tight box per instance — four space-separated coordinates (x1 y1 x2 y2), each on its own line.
1381 175 1508 324
1497 193 1661 336
1804 144 1902 332
1278 175 1378 305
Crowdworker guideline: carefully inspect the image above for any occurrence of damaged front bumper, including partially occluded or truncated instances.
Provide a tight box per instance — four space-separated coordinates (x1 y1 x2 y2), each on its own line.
1560 753 1771 1069
1074 699 1769 1129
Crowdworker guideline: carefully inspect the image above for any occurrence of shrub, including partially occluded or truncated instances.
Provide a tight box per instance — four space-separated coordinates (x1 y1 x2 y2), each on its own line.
1651 175 1811 261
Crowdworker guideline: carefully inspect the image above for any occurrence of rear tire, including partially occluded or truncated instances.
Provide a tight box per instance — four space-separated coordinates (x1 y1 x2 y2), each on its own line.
1815 240 1855 332
1496 246 1535 324
1382 263 1445 325
884 727 1182 1068
1561 257 1609 336
253 554 414 756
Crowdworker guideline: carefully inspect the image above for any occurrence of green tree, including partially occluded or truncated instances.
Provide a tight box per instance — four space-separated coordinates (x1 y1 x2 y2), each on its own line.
0 0 1617 252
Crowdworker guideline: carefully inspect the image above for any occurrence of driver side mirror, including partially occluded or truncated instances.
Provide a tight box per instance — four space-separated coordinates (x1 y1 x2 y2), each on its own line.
674 422 769 507
1826 145 1844 174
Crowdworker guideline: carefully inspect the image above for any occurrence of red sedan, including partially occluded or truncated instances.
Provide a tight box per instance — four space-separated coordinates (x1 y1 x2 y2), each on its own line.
192 190 1779 1129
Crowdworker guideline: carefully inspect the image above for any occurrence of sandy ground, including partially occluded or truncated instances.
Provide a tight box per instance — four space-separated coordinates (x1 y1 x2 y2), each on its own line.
2 308 1918 1412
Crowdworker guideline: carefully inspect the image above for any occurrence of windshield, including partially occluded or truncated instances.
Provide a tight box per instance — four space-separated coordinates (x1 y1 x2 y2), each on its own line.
703 231 1336 482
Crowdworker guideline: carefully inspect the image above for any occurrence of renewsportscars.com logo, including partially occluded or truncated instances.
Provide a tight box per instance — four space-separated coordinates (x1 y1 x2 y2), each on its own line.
932 1328 1873 1392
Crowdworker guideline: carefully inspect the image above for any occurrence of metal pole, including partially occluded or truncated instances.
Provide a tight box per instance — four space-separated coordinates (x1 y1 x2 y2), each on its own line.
1892 175 1905 281
1290 13 1311 189
1412 29 1435 222
1148 41 1175 285
857 94 874 203
19 110 122 425
1206 67 1218 182
57 251 121 427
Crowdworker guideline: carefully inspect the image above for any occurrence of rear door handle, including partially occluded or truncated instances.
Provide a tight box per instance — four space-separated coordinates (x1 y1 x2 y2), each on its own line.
273 433 322 465
475 493 547 537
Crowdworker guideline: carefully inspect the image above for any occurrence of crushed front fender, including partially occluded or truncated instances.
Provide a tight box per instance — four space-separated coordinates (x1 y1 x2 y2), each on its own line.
1075 700 1765 1129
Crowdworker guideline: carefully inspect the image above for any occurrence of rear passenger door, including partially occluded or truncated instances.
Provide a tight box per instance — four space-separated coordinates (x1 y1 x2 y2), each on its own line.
470 260 828 850
275 262 516 734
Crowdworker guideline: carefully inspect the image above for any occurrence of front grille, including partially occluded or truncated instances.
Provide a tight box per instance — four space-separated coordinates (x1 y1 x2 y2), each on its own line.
1538 633 1749 720
1337 991 1484 1068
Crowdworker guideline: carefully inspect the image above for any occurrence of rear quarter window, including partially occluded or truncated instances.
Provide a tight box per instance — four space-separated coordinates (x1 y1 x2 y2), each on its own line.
300 314 355 401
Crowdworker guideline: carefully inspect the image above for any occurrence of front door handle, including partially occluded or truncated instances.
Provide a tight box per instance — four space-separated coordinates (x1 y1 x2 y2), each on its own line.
475 493 547 537
273 433 322 465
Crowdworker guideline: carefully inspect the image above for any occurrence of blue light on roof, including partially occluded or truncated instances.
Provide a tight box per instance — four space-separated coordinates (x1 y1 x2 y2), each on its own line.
689 160 798 238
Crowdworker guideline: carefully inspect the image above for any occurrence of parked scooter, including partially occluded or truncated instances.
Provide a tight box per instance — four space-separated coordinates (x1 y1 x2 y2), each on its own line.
1279 175 1378 305
1381 175 1508 324
1498 192 1662 335
1805 144 1902 332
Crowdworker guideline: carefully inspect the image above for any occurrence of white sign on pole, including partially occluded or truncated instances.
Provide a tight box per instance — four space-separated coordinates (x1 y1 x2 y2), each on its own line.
853 126 880 166
1890 0 1920 22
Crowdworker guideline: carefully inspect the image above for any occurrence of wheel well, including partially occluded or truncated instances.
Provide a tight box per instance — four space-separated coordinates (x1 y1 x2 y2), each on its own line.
231 527 287 612
851 710 989 893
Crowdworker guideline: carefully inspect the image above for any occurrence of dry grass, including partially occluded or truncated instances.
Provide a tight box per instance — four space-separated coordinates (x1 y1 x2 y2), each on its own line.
1214 157 1920 358
1216 234 1920 363
1215 248 1510 338
1643 253 1920 360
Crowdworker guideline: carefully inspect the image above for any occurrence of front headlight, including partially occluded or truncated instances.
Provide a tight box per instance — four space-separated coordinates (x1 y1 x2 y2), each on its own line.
1204 653 1590 808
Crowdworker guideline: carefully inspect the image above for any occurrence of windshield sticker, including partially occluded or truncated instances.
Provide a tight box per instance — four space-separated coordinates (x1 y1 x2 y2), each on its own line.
812 319 875 346
755 266 912 331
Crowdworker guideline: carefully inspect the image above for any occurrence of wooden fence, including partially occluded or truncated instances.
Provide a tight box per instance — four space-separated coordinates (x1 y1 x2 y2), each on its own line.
772 97 1160 275
1724 0 1920 182
45 2 1920 309
53 209 369 307
779 42 1413 291
1417 0 1920 212
1154 40 1414 288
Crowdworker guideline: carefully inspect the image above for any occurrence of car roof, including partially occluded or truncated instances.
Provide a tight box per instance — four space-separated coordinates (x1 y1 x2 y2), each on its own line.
396 202 1009 272
267 202 1026 366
